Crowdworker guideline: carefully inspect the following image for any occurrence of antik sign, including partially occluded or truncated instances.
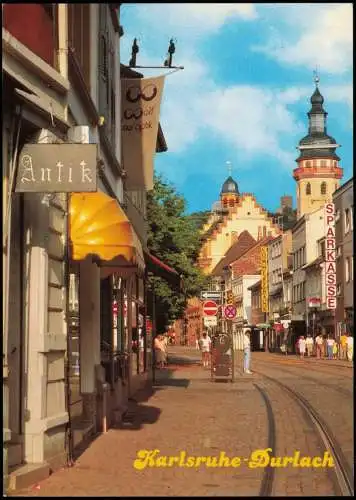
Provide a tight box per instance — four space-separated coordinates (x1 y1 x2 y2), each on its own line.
15 143 98 193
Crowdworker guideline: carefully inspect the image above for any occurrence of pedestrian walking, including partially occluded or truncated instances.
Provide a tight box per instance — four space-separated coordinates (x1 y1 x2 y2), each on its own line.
295 336 300 355
299 336 306 359
162 335 169 366
195 337 200 350
315 333 323 359
199 331 211 368
346 334 353 362
305 335 314 357
326 335 335 360
340 332 348 360
333 340 338 359
243 329 252 374
154 335 166 369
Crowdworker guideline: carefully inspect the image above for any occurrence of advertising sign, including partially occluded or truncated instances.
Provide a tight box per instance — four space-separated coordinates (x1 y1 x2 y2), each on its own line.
15 143 98 193
324 203 336 309
260 246 269 312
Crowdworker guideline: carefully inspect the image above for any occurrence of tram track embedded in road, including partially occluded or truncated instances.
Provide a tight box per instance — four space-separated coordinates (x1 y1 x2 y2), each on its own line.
254 359 353 398
253 384 276 497
254 370 354 497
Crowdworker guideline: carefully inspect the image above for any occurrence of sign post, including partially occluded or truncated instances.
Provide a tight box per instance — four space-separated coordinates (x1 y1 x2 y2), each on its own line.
200 291 222 302
203 300 218 317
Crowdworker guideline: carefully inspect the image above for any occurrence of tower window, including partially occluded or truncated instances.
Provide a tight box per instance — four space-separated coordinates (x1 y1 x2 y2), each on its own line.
306 183 311 195
321 160 327 167
321 182 327 195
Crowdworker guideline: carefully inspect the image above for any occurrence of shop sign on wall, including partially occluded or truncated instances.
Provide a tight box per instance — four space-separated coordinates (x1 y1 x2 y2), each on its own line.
15 144 98 193
324 203 336 309
260 246 269 312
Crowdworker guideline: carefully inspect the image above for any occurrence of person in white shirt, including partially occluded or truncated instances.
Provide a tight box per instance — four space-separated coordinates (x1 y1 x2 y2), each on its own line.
199 331 211 368
298 336 306 359
315 334 323 359
305 335 314 357
346 334 353 362
243 329 252 374
326 335 335 360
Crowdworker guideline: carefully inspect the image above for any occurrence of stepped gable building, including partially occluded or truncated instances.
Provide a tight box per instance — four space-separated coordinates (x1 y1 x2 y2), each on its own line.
293 79 343 219
198 175 281 275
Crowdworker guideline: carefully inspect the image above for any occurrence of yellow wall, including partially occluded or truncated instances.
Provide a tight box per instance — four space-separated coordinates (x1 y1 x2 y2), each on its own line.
199 195 280 274
298 177 340 218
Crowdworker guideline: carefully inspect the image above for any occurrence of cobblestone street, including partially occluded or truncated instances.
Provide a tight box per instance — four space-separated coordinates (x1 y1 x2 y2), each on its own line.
14 347 353 497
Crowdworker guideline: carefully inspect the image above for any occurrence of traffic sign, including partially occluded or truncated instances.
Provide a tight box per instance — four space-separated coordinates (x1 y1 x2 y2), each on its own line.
204 316 217 327
203 300 218 316
223 304 237 320
200 291 222 302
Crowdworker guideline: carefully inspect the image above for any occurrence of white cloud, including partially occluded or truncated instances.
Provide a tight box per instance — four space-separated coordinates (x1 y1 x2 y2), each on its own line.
131 3 257 39
254 4 353 74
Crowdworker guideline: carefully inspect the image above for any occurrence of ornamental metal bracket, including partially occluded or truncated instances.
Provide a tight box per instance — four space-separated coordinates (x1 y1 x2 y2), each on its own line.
129 38 184 70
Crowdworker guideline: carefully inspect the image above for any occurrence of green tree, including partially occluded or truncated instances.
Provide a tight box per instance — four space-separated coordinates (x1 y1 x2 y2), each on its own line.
147 174 209 333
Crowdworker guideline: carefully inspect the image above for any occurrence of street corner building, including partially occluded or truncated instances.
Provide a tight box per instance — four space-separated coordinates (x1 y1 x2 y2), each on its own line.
2 3 171 493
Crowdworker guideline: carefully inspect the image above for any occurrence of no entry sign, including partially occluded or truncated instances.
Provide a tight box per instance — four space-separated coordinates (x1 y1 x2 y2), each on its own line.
203 300 218 316
223 304 237 320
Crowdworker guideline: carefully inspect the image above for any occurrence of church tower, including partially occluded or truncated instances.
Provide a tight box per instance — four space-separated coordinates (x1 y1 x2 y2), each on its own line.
293 77 343 219
220 175 239 210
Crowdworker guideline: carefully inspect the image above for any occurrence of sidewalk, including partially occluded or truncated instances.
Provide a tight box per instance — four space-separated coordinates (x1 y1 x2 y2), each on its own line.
13 348 269 497
260 351 353 369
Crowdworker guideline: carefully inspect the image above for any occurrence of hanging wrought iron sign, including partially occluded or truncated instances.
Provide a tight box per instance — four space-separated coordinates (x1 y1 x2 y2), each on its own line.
15 143 98 193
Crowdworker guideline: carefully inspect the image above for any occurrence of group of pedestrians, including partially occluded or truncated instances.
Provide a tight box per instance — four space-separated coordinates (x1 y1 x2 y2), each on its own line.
296 332 353 361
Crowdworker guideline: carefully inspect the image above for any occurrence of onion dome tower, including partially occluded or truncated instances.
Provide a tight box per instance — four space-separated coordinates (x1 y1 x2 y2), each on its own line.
220 175 239 209
293 75 343 219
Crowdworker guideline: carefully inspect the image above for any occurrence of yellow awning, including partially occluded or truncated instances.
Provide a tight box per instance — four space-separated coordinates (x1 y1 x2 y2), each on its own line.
70 192 145 271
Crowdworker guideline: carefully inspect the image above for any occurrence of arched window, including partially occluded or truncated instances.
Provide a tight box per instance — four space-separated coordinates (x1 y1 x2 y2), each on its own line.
306 183 311 195
321 182 327 195
229 199 234 207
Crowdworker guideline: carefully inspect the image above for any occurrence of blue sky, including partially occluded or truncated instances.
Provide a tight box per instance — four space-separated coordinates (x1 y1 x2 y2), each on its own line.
120 3 353 214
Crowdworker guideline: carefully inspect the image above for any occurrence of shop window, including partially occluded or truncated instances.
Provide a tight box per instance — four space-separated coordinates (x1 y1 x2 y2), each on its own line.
318 240 326 259
306 183 311 195
320 182 327 195
344 208 350 234
351 207 353 231
67 265 82 418
345 258 350 283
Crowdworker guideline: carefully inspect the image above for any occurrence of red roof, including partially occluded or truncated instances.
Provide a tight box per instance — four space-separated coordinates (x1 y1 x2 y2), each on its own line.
211 230 256 276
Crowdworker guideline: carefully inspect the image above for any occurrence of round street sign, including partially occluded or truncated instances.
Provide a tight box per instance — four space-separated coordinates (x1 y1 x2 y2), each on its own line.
203 300 218 316
223 304 237 320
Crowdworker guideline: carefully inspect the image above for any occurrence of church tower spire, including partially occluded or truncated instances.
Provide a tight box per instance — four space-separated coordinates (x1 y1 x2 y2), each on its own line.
220 161 239 210
293 77 343 219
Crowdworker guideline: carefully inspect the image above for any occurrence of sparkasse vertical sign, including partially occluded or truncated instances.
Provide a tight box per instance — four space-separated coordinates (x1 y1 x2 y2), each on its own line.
324 203 336 309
